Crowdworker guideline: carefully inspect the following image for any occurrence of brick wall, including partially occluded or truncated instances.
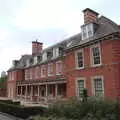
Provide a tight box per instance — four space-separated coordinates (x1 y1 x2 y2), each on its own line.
65 39 120 99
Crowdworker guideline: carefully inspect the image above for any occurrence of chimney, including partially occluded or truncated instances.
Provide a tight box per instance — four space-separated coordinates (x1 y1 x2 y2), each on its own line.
83 8 99 24
32 40 43 54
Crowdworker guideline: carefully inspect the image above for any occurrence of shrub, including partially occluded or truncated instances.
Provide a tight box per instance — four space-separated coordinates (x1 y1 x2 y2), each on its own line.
0 99 20 105
32 116 67 120
0 102 46 119
48 98 120 120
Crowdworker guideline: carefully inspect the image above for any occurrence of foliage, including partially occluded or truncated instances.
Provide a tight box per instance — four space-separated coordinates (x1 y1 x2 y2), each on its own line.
0 99 20 105
0 77 6 89
0 101 46 119
47 98 120 120
32 116 67 120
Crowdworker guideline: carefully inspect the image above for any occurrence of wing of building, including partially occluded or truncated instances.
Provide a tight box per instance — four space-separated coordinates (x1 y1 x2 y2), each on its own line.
7 8 120 104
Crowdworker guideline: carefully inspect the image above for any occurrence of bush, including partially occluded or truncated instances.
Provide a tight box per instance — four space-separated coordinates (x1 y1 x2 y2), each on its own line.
0 99 20 105
32 116 67 120
47 98 120 120
0 102 46 119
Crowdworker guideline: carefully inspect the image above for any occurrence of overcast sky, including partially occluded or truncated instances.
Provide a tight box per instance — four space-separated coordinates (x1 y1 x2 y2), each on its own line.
0 0 120 74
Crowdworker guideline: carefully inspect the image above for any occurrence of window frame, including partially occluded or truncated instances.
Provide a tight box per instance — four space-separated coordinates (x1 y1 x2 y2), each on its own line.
56 61 62 75
29 68 32 80
75 49 84 69
34 67 40 79
81 23 94 40
48 63 53 76
41 65 46 77
90 43 102 67
91 76 104 98
76 77 86 98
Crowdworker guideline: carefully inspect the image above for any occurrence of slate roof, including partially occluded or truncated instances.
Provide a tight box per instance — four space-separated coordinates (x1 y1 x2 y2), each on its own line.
66 16 120 49
8 15 120 71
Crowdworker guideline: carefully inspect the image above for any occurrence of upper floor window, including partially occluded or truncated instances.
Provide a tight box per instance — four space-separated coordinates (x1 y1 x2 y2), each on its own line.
8 72 12 81
11 72 14 80
91 44 101 66
56 61 62 75
29 69 32 80
35 67 40 79
48 63 53 76
92 76 104 98
75 49 84 69
41 65 46 77
81 23 94 40
25 69 28 80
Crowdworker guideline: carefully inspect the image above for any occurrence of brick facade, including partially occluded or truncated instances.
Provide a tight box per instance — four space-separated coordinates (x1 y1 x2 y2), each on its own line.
7 8 120 102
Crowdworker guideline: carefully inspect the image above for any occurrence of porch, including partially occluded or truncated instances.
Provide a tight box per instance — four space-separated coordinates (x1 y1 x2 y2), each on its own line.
16 80 67 105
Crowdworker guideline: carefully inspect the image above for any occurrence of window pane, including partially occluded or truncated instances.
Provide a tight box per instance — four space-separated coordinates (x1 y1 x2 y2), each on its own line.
77 52 83 68
94 78 103 97
77 80 84 97
92 46 100 65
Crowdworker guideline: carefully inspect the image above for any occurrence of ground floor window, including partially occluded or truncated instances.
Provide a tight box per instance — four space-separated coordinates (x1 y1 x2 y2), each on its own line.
92 76 104 97
77 79 85 97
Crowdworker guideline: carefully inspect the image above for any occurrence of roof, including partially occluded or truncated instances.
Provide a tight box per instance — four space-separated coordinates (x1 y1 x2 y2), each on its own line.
82 8 99 16
66 16 120 48
8 15 120 71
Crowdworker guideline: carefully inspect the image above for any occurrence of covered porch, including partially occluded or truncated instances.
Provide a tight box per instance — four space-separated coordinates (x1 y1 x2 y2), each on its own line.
16 80 67 105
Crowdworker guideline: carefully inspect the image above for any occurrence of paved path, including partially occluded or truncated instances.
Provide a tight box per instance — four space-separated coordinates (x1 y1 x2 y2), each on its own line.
0 112 23 120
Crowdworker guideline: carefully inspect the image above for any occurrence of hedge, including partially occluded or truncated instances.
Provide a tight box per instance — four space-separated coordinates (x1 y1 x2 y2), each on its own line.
0 102 46 119
0 99 20 105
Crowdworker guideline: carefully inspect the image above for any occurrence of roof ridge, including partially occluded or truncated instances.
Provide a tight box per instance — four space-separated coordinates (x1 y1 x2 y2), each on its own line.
42 32 81 52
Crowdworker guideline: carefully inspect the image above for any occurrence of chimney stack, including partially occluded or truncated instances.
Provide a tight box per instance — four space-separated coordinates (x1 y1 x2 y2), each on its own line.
32 40 43 55
83 8 99 24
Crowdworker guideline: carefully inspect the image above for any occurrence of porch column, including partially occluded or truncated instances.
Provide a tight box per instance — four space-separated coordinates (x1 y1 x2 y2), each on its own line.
16 86 18 96
25 85 28 101
31 86 33 101
46 84 48 97
20 86 22 100
37 86 40 102
55 84 58 98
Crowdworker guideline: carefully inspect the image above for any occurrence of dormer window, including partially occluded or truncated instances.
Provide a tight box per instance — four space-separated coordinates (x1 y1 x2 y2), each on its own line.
47 51 53 60
53 47 63 58
26 59 30 67
34 56 37 64
81 23 94 40
42 52 47 61
33 56 41 64
53 48 59 58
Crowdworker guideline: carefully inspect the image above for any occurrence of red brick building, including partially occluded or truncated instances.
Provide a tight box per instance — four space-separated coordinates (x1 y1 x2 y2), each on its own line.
7 8 120 103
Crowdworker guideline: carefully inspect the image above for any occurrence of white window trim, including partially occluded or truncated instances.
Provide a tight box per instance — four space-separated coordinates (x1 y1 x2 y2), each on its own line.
76 77 86 98
11 72 14 80
90 43 102 67
81 23 94 40
56 61 62 75
33 56 38 65
48 63 53 76
41 65 46 78
91 76 104 98
42 52 47 61
29 69 32 80
75 49 84 69
53 48 59 58
35 67 39 79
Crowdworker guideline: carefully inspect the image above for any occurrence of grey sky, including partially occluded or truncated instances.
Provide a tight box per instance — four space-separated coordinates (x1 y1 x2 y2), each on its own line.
0 0 120 74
